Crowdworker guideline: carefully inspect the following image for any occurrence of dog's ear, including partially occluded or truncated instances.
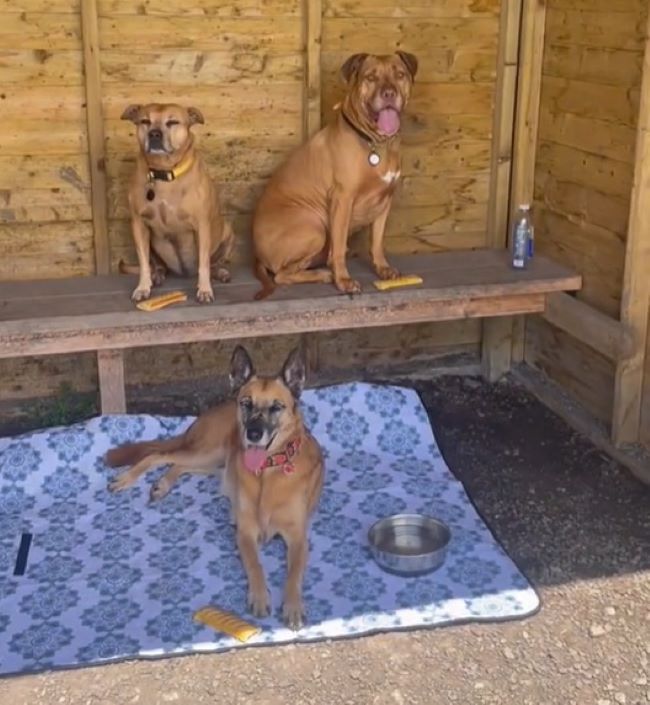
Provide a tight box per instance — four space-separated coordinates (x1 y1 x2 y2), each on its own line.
340 53 369 83
281 348 306 399
230 346 255 392
187 106 205 126
121 104 142 123
396 51 418 80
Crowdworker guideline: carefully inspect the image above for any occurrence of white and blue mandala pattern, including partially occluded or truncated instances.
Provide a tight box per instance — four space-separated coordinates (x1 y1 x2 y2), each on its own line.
0 383 539 675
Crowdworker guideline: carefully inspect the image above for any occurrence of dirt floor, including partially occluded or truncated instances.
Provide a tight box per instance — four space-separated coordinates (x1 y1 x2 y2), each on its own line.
1 374 650 705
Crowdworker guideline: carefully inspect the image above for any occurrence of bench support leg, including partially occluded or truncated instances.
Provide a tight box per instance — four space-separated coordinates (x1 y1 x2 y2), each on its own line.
481 316 513 382
97 349 126 414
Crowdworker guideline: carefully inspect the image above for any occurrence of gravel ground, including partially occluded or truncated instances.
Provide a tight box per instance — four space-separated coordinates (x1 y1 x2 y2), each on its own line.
1 374 649 705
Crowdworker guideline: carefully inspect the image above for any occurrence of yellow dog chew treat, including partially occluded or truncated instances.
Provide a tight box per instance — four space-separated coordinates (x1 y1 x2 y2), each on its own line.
373 275 423 291
136 290 187 312
193 606 261 642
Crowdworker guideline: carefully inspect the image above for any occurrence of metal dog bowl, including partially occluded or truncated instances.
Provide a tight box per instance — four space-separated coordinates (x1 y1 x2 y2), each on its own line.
368 513 451 577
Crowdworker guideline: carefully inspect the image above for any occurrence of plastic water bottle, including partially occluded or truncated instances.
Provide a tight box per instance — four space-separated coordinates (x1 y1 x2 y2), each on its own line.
511 204 532 269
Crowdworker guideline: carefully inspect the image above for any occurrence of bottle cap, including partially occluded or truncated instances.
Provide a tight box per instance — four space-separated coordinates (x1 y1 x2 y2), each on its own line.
520 203 531 210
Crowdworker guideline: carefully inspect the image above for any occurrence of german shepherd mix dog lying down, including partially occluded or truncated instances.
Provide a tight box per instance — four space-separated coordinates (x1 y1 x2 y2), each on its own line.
105 347 324 630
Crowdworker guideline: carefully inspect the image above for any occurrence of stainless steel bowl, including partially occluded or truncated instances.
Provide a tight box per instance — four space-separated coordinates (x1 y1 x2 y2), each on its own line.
368 513 451 577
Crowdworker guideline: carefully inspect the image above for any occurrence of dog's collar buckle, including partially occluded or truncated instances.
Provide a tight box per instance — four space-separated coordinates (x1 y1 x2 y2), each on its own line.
147 168 175 182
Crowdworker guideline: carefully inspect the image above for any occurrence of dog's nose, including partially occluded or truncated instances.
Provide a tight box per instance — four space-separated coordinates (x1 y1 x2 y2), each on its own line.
381 85 396 100
148 128 163 140
246 426 264 444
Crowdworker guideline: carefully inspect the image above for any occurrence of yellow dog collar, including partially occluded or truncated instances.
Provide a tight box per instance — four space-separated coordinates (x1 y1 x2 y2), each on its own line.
147 154 194 182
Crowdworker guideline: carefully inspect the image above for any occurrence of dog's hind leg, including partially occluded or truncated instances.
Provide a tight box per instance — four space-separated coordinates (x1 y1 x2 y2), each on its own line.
108 453 167 493
274 268 333 285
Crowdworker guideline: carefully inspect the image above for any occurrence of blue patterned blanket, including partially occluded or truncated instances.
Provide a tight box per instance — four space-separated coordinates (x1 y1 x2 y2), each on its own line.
0 383 538 675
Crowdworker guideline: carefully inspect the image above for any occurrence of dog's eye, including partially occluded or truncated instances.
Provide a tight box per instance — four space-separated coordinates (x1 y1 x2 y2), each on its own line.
166 120 180 127
269 401 285 414
396 70 406 80
364 74 377 82
140 118 151 126
239 397 253 411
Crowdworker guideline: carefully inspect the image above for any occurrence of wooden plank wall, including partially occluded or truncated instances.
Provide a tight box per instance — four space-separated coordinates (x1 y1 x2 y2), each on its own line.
525 0 647 423
0 0 503 408
0 0 93 277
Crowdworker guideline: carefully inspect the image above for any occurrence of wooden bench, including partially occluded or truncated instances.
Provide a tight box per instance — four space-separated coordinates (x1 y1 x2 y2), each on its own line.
0 249 581 413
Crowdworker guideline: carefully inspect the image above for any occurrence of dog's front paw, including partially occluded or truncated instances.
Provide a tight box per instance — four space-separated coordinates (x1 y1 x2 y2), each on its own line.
149 478 171 503
282 598 305 631
196 286 215 304
108 472 134 493
248 585 271 618
131 287 151 302
214 267 231 283
151 268 166 287
374 264 400 280
335 277 362 295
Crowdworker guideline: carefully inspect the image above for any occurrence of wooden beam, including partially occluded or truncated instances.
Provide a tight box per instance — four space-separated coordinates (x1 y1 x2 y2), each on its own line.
81 0 110 275
482 0 524 381
486 0 523 249
510 0 548 363
303 0 322 139
612 3 650 445
302 0 322 373
543 292 632 362
97 349 126 414
482 316 515 382
510 0 547 222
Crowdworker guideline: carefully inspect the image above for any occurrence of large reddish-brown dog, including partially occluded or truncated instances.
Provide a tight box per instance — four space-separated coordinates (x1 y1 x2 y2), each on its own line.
121 103 233 303
252 51 418 298
105 346 324 630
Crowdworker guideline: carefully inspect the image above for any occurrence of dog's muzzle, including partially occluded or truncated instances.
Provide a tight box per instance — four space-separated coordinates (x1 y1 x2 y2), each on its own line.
245 419 265 445
147 128 165 153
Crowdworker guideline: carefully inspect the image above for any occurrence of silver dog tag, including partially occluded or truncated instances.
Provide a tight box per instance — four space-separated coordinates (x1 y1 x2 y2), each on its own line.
368 151 381 166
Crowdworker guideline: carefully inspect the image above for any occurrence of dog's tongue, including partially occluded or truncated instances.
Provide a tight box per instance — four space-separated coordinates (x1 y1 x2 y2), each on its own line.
244 447 267 473
377 108 400 136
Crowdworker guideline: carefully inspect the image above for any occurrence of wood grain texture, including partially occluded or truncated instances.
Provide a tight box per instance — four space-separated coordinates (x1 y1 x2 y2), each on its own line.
509 0 547 362
0 251 580 359
482 0 523 380
97 349 126 413
613 2 650 446
543 292 632 362
81 0 110 274
303 0 322 138
527 0 645 434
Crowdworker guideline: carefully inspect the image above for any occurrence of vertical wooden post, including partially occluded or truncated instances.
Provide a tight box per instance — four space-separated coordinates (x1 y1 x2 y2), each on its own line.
612 4 650 445
481 0 524 381
82 2 125 411
97 350 127 414
510 0 547 363
303 0 322 140
302 0 323 374
81 0 110 275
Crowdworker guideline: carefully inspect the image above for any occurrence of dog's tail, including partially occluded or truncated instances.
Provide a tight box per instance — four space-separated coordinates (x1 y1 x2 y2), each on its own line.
105 436 184 468
253 259 276 301
118 259 140 275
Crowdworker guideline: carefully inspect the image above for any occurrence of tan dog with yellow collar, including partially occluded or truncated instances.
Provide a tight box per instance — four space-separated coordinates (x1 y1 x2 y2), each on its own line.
121 103 233 303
